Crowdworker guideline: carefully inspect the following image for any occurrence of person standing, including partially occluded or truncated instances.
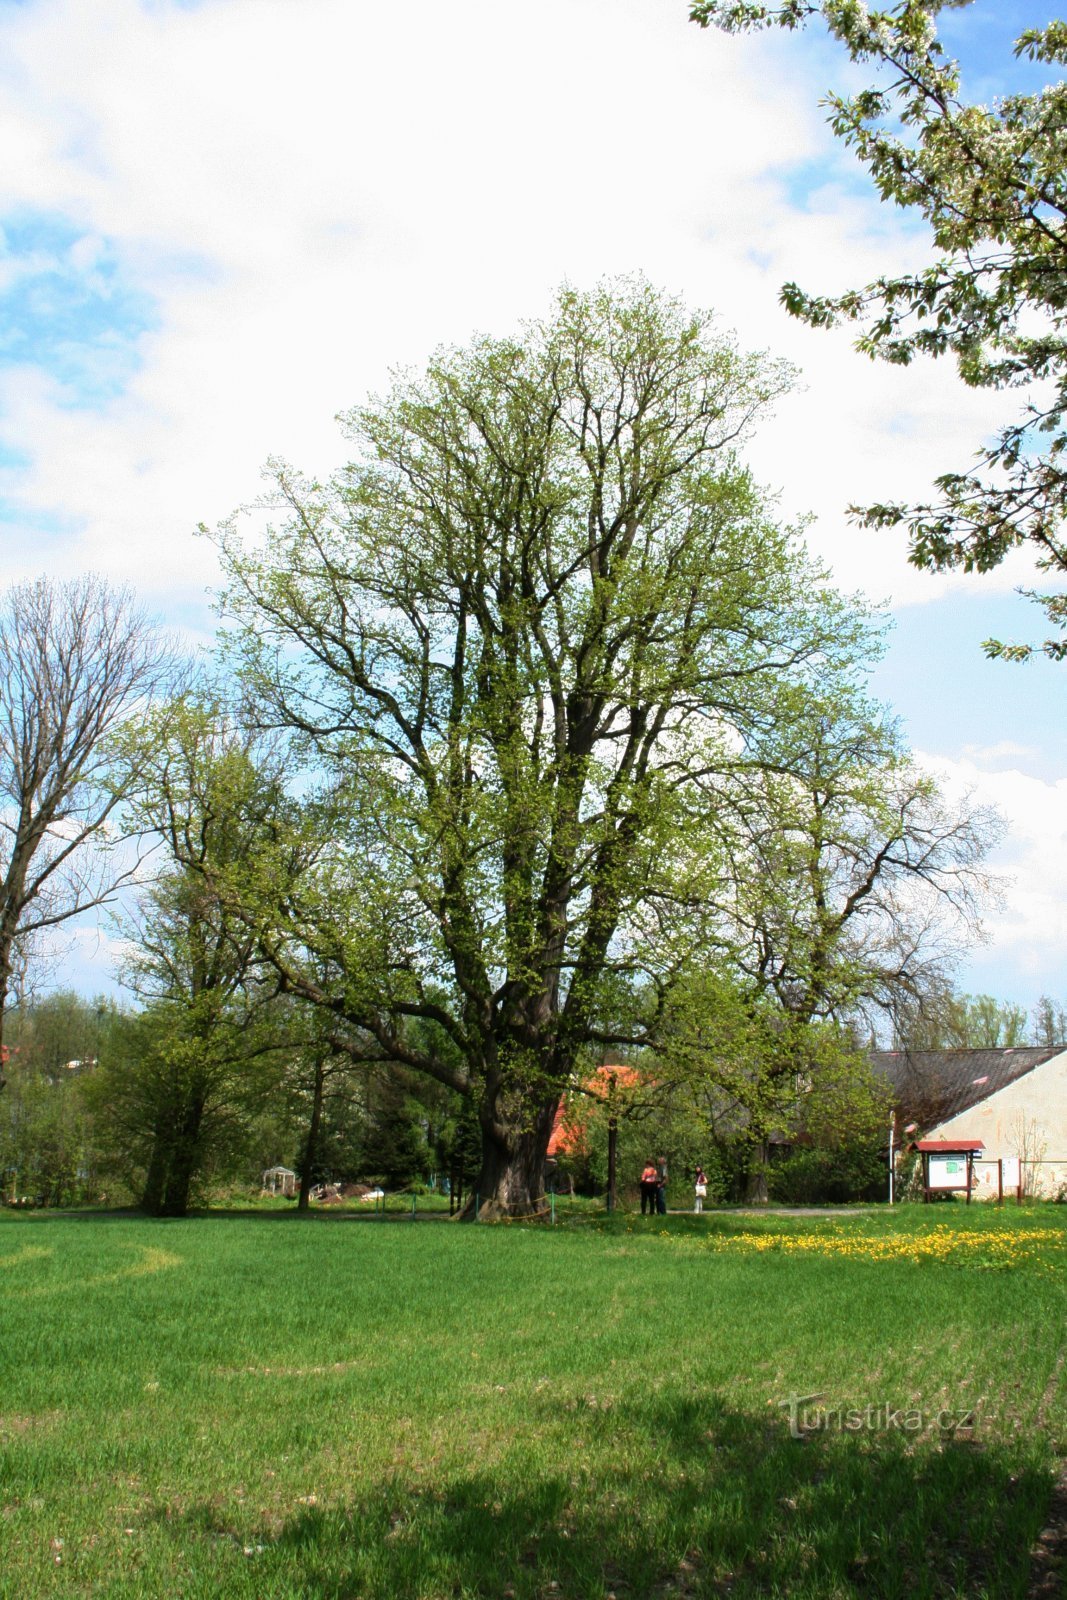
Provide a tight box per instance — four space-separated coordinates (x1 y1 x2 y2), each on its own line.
656 1158 668 1215
694 1166 708 1214
640 1161 658 1215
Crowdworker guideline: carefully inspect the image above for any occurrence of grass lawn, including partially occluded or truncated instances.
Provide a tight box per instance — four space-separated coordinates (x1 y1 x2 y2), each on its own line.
0 1205 1063 1599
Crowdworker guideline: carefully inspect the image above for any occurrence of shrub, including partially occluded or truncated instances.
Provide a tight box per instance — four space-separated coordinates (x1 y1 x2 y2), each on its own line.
766 1144 886 1206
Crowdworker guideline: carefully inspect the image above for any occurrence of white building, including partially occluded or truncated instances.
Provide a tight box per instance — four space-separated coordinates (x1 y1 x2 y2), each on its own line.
872 1047 1067 1200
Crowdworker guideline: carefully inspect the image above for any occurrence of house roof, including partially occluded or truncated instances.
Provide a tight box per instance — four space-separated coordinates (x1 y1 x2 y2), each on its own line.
911 1139 985 1153
546 1064 642 1157
871 1047 1062 1128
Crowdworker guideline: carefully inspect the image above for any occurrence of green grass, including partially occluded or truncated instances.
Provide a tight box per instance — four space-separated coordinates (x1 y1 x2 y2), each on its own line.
0 1205 1064 1598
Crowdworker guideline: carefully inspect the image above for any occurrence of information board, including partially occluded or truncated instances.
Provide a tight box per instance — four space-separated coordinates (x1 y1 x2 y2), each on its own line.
927 1154 970 1189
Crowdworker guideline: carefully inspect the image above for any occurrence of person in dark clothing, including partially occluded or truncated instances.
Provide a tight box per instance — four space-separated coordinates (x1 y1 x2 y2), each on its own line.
640 1161 659 1215
656 1158 668 1215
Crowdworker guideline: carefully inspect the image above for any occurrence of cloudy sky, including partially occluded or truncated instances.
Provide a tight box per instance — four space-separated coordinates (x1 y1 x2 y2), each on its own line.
1 0 1065 1014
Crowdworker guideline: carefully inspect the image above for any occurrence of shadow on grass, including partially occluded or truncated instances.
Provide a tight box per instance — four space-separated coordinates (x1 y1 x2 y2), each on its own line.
146 1393 1054 1600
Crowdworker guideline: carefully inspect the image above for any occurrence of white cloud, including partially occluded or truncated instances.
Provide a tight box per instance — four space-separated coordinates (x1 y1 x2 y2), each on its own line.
917 751 1067 994
961 740 1040 767
0 0 1024 614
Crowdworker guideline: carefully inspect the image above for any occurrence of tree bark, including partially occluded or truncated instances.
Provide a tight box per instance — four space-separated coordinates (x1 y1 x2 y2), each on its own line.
0 962 10 1092
159 1097 205 1217
462 1094 561 1220
0 577 170 1080
298 1056 326 1212
140 1131 169 1215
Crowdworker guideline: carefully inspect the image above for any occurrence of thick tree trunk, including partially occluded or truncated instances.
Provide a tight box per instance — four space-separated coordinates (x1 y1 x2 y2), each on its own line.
298 1057 326 1212
744 1137 770 1205
462 1095 561 1220
0 956 11 1092
160 1098 205 1217
141 1131 169 1215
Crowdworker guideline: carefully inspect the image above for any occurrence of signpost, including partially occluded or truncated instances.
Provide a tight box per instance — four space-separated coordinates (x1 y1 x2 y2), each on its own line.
911 1140 984 1204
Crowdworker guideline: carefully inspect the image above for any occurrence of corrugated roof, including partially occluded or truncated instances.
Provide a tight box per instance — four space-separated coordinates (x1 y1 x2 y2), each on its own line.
871 1047 1062 1127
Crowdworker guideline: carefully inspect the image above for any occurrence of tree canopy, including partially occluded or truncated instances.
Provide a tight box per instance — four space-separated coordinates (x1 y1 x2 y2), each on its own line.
105 699 297 1215
195 278 993 1217
691 0 1067 659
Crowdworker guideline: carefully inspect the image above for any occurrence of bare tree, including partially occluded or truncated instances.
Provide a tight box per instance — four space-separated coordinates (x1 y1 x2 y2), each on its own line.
1031 995 1067 1049
723 711 1002 1035
0 575 170 1080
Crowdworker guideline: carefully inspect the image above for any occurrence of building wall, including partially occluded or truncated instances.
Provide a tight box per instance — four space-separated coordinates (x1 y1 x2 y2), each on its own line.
927 1051 1067 1199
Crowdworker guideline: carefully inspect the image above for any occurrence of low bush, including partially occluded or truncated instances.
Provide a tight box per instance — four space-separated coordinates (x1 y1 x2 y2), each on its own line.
766 1143 886 1205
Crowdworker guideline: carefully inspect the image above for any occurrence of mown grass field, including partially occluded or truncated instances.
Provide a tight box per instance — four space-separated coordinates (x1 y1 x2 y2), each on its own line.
0 1205 1064 1599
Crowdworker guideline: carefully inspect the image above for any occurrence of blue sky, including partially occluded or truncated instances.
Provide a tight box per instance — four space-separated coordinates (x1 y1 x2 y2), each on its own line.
0 213 155 404
0 0 1065 1020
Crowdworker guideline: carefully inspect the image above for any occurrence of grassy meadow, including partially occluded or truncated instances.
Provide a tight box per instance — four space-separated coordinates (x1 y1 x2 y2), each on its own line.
0 1204 1064 1599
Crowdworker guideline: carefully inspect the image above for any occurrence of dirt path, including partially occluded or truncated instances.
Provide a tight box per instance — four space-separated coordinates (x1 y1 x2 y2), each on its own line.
672 1206 881 1219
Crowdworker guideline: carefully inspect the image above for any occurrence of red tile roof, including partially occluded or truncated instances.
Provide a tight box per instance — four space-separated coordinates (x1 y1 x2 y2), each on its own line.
911 1139 985 1153
546 1065 641 1157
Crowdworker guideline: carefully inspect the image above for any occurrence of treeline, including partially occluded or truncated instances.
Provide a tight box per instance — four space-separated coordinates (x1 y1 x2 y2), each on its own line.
4 982 1062 1211
0 992 478 1209
894 992 1067 1052
0 283 1024 1218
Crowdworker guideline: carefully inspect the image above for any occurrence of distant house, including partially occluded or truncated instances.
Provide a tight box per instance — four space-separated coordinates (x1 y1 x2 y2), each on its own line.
871 1047 1067 1199
546 1064 642 1161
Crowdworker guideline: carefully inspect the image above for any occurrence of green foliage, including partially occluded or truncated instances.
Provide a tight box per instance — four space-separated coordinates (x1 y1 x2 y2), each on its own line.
554 1000 891 1205
1031 993 1067 1048
357 1071 431 1189
648 976 893 1151
0 993 128 1206
766 1142 887 1205
567 1087 722 1202
717 697 998 1029
897 988 1034 1049
99 700 301 1214
204 276 898 1211
691 0 1067 659
82 1006 280 1210
442 1100 483 1184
